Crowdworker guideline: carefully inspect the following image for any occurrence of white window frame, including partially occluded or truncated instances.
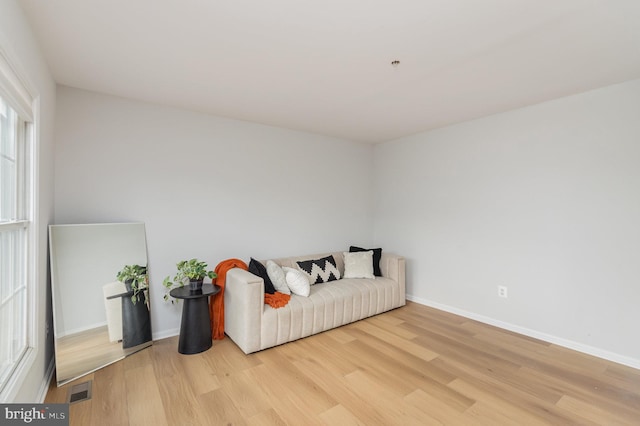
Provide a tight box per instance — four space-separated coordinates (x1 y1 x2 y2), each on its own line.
0 43 38 402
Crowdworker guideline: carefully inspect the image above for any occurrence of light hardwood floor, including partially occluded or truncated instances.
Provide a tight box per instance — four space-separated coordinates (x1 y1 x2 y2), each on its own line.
45 302 640 425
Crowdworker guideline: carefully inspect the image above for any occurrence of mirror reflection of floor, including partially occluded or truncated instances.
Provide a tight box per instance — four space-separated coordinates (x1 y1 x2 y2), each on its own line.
56 325 151 385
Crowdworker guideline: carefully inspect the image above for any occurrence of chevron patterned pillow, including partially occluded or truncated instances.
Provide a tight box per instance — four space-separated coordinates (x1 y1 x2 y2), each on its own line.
296 255 341 284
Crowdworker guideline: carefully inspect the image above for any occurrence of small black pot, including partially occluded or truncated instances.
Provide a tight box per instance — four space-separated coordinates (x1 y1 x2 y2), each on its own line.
189 279 204 291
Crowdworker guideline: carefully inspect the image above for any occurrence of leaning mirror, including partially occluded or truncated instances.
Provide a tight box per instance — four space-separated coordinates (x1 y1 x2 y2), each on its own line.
49 222 152 386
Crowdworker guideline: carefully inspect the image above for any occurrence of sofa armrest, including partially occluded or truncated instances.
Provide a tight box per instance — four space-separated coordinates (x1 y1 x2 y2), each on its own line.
379 253 406 305
224 268 264 354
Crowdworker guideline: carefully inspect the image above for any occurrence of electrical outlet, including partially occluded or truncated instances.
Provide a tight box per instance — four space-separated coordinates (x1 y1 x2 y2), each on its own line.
498 286 508 298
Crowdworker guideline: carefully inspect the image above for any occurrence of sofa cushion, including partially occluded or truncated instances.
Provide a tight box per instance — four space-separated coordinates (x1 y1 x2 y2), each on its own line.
296 255 341 284
343 251 375 279
248 258 276 294
349 246 382 276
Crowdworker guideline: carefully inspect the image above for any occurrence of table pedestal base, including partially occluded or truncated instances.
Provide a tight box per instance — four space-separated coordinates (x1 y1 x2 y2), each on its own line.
121 293 152 349
178 295 212 354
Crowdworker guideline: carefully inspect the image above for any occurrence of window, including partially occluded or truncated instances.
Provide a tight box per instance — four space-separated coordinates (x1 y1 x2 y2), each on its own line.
0 49 34 397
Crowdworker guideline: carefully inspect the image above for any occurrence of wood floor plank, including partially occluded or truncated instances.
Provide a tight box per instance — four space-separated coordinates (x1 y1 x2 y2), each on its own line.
291 354 393 425
46 301 640 425
244 362 329 425
284 333 360 377
394 306 474 342
125 364 168 426
68 398 93 426
343 369 442 426
603 362 640 392
202 337 262 377
436 357 577 423
90 361 128 426
462 401 534 426
219 369 273 418
411 330 523 378
518 366 640 423
403 388 475 425
318 404 366 426
430 348 565 406
339 339 424 397
179 351 221 396
254 346 337 414
556 394 632 426
246 408 287 426
369 311 405 326
340 327 476 413
350 320 438 361
123 346 153 371
323 327 357 344
342 326 457 386
149 340 211 426
197 387 248 426
448 378 568 426
365 315 418 340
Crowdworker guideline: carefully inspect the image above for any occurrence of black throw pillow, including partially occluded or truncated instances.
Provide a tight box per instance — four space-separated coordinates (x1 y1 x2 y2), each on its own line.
349 246 382 276
248 258 276 294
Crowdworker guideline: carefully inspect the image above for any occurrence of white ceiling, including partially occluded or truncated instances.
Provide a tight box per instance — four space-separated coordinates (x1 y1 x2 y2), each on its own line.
18 0 640 143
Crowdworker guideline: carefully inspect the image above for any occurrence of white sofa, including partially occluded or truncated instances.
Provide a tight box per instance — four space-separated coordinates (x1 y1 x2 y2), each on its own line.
224 251 406 354
102 281 126 343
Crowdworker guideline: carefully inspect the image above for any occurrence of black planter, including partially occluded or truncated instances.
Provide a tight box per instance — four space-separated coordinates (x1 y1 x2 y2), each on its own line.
189 279 204 291
124 279 133 292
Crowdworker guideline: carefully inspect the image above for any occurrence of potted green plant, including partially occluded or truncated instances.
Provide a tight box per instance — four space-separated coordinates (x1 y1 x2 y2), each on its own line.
116 264 148 304
163 258 217 302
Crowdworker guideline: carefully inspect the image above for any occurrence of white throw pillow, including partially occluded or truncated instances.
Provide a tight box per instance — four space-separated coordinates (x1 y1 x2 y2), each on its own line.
343 251 375 279
282 266 310 297
266 260 290 295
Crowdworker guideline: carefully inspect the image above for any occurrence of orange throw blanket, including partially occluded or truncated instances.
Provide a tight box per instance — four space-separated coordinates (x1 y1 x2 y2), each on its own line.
265 292 291 308
211 258 247 340
210 258 292 340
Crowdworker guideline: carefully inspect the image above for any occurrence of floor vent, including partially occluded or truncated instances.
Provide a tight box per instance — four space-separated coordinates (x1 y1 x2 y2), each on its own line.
67 380 92 404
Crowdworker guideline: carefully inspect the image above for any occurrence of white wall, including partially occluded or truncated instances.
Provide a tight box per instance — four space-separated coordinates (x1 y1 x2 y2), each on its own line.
54 86 374 338
0 0 56 402
374 79 640 367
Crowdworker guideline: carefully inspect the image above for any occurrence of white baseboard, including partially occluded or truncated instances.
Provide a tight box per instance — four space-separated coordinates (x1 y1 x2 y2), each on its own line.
37 357 56 403
407 294 640 370
56 321 108 338
152 328 179 341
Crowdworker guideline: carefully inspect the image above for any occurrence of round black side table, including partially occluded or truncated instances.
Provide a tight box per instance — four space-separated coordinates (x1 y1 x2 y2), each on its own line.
169 283 220 354
106 290 152 349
